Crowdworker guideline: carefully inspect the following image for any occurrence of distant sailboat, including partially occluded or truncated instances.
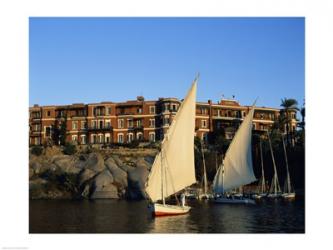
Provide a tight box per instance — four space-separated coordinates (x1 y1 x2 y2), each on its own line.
145 77 198 216
267 131 282 198
281 134 296 199
198 142 212 200
253 138 267 200
212 105 257 204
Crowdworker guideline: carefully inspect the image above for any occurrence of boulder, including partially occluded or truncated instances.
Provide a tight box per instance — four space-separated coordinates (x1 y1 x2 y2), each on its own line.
41 163 58 173
91 169 118 199
105 158 128 187
127 165 149 200
51 154 71 163
135 157 151 169
54 157 81 174
79 168 97 186
92 169 114 190
90 184 119 199
81 184 90 198
84 153 105 172
30 161 42 174
111 155 135 172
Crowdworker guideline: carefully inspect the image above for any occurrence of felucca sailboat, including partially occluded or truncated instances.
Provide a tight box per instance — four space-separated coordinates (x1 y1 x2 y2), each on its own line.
212 105 257 204
198 141 212 200
267 131 282 198
145 77 198 216
253 138 267 199
281 134 296 199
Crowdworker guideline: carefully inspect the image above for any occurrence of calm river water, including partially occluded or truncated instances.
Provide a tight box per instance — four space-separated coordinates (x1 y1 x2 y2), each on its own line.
29 198 304 233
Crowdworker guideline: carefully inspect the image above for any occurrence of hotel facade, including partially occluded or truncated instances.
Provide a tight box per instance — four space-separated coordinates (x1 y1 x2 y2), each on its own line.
29 97 298 146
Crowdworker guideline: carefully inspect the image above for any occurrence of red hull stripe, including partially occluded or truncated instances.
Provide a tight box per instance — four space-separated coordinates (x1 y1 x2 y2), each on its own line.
154 211 189 217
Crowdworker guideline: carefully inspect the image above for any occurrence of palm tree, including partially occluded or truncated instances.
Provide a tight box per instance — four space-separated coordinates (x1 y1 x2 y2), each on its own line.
280 98 299 146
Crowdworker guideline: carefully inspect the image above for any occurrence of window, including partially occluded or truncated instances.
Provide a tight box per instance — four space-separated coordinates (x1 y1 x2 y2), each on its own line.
94 107 104 116
118 119 124 128
105 133 111 143
91 120 97 129
165 104 170 111
80 135 86 144
136 132 143 141
137 108 142 114
149 132 155 142
201 120 207 128
99 120 104 129
34 124 40 131
98 134 104 143
149 119 155 128
118 133 124 143
47 111 51 116
127 133 134 143
217 110 221 117
164 117 170 126
200 108 207 115
31 111 41 119
128 119 133 128
149 106 155 114
34 137 40 145
45 126 51 137
91 134 97 144
81 121 87 130
72 121 78 130
106 107 112 115
137 119 142 127
72 135 78 142
172 104 177 111
105 120 111 128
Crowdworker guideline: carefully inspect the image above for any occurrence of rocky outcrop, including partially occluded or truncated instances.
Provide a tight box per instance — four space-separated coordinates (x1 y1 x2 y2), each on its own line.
53 155 81 174
127 164 149 200
90 169 119 199
29 147 157 200
84 153 105 172
105 157 128 188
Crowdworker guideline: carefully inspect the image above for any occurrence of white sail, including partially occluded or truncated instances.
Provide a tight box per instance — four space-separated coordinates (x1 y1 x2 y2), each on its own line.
145 79 197 202
213 107 256 193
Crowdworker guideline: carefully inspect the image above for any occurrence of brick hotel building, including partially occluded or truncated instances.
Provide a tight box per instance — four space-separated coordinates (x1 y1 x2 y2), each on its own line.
29 97 298 146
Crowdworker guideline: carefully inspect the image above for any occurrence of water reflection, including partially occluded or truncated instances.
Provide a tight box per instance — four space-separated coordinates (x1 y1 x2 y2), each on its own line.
148 214 195 233
30 198 304 233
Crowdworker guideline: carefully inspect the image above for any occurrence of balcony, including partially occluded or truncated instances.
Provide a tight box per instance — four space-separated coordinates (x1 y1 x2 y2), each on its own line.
87 125 113 132
128 125 144 131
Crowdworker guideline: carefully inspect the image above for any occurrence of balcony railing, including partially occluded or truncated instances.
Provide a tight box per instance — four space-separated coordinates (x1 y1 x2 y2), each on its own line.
87 125 113 131
128 126 144 131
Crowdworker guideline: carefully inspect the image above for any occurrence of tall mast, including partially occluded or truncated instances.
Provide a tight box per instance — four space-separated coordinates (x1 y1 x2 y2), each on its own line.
215 151 218 172
281 134 291 193
259 138 266 193
160 147 165 205
201 141 208 195
267 130 280 194
221 150 224 194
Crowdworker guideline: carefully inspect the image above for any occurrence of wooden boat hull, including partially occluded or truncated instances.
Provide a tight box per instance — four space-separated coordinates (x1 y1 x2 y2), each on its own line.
281 193 296 199
150 203 191 217
214 197 256 204
252 193 267 200
267 193 282 198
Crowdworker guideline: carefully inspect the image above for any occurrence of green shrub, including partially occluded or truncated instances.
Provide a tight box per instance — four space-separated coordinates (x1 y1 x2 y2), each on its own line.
31 145 43 156
63 143 77 155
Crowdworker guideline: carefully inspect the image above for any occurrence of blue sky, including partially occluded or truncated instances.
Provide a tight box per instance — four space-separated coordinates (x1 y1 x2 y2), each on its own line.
29 17 304 109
